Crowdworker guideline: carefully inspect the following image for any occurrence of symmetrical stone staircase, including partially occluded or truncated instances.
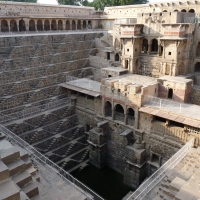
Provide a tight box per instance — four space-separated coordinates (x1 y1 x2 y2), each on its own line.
146 148 200 200
0 139 39 200
0 33 103 174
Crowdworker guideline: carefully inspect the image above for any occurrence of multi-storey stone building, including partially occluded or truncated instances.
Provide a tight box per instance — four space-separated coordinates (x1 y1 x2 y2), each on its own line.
0 0 200 200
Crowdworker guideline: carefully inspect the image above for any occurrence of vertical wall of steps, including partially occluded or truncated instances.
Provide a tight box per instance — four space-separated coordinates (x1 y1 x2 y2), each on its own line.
0 32 103 173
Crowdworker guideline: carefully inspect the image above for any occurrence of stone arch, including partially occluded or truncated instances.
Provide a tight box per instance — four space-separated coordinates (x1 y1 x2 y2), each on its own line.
72 20 76 30
174 9 178 12
151 39 158 52
197 42 200 57
189 9 195 13
142 38 148 53
29 19 35 31
37 20 43 31
1 20 9 32
163 10 167 12
83 20 86 29
88 20 92 29
58 20 63 30
51 20 56 30
66 20 70 30
19 19 26 31
114 104 124 122
127 108 135 126
168 88 173 99
44 19 50 31
181 9 187 12
77 20 81 30
105 101 112 117
10 19 17 32
195 62 200 72
115 53 120 61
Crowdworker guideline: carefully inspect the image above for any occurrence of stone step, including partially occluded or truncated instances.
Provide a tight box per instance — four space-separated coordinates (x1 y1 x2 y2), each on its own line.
22 181 39 199
20 191 30 200
7 158 26 176
1 146 20 165
0 180 20 200
27 165 37 176
12 170 32 188
24 157 32 169
0 160 9 182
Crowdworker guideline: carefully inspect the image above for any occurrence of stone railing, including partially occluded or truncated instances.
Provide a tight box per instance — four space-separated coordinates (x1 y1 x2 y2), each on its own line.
126 137 195 200
0 124 104 200
0 97 71 124
0 29 105 36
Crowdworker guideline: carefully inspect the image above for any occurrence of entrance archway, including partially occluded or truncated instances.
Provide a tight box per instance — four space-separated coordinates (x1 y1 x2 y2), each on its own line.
58 20 63 30
189 9 195 13
29 20 35 31
115 53 120 61
105 101 112 117
1 20 9 32
127 108 135 126
37 20 43 31
114 104 124 122
44 20 50 31
181 9 187 12
125 60 129 69
195 62 200 72
83 20 86 29
51 20 56 30
88 20 92 29
19 19 26 31
151 39 158 52
168 88 173 99
142 38 148 53
77 20 81 30
72 20 76 30
66 20 70 30
10 20 17 32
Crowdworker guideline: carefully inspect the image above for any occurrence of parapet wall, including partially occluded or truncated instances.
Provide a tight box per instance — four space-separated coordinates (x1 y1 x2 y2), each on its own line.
0 1 95 18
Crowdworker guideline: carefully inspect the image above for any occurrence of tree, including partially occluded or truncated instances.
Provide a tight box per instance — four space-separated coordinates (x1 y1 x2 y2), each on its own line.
58 0 148 10
0 0 37 2
92 0 149 10
58 0 90 6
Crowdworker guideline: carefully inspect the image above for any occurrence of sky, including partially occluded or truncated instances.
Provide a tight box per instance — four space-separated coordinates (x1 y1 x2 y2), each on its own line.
37 0 176 5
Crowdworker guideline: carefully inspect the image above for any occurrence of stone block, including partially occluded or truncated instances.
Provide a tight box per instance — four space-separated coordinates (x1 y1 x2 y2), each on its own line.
0 160 9 182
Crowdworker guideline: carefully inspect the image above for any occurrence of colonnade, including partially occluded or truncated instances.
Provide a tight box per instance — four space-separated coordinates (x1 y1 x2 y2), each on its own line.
0 18 93 32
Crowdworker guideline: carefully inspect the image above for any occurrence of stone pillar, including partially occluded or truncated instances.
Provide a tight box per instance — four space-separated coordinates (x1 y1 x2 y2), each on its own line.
112 104 114 120
63 20 66 30
81 20 83 30
70 20 72 30
49 20 52 30
16 21 19 32
35 22 37 31
148 44 151 55
56 21 58 30
75 20 77 30
42 21 45 31
124 108 128 124
8 23 10 32
86 21 88 29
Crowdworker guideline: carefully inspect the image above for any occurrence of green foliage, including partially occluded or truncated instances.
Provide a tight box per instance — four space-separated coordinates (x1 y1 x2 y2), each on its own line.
58 0 90 6
0 0 37 2
58 0 148 10
92 0 149 10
